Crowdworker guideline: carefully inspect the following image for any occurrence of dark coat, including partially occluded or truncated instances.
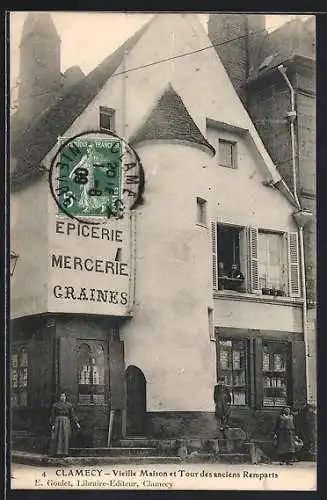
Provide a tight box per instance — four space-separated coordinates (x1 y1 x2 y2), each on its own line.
214 384 231 418
50 401 79 456
297 405 317 452
274 414 296 455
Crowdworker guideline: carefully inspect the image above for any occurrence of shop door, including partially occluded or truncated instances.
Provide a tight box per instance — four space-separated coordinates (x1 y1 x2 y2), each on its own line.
125 366 146 436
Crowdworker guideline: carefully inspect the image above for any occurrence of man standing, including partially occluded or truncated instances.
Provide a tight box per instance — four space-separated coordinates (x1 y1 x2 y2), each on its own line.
214 377 232 430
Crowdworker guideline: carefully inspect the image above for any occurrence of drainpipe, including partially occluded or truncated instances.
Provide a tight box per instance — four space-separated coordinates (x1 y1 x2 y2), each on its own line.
278 64 312 404
278 64 300 208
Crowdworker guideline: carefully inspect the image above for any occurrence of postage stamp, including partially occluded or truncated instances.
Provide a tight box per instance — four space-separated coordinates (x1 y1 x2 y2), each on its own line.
49 130 145 225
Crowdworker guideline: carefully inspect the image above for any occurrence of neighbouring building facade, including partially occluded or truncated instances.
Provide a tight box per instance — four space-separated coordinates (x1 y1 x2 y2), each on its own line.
10 13 312 452
208 13 316 405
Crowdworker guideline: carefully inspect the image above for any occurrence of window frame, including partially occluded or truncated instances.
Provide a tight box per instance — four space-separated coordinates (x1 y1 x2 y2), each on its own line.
212 222 301 298
262 340 291 408
77 341 107 406
258 229 287 294
11 346 28 408
217 337 249 406
99 106 115 132
196 197 207 226
216 329 296 410
218 138 237 169
215 222 248 292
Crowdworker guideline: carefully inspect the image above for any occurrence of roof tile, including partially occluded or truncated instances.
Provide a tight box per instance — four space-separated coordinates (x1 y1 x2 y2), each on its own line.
130 84 215 156
11 17 153 190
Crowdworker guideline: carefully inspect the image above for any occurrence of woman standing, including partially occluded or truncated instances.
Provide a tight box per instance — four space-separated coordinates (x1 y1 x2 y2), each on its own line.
273 406 296 465
50 392 80 457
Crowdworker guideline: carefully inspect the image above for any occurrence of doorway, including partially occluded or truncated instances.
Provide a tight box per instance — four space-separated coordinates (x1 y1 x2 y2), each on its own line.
125 366 146 436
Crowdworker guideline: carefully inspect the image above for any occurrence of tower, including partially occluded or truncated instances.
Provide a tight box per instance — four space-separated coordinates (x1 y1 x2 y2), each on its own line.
18 12 62 127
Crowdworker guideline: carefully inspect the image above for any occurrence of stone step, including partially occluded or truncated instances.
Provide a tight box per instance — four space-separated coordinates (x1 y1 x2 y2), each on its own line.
11 451 183 466
117 437 248 451
186 452 249 464
12 450 251 466
70 447 164 458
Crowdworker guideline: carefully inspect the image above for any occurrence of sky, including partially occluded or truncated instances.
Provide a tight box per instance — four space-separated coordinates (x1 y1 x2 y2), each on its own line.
9 12 313 91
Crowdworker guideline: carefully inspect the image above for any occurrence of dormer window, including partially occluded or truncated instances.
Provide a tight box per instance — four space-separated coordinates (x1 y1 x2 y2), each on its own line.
99 106 115 132
218 139 237 169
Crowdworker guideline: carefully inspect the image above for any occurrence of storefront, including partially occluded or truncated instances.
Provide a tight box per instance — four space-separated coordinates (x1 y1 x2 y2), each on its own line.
11 313 128 451
216 327 306 440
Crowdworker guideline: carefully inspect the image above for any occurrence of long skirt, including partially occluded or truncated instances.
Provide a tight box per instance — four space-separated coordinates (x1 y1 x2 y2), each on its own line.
51 416 71 456
276 429 295 456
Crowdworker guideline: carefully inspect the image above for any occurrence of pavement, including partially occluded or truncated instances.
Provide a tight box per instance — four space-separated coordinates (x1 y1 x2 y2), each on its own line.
11 449 318 467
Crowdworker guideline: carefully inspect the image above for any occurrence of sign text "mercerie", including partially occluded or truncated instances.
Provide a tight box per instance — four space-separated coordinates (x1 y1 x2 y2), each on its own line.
56 220 124 242
51 254 128 276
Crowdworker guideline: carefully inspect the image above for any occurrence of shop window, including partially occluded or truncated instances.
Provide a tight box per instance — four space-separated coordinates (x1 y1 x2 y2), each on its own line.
259 231 286 295
196 197 207 225
11 347 28 408
99 106 115 132
262 341 290 407
218 339 248 405
78 342 105 405
218 139 237 169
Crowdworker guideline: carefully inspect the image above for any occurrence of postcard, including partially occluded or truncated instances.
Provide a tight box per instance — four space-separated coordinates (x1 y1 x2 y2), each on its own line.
8 10 317 492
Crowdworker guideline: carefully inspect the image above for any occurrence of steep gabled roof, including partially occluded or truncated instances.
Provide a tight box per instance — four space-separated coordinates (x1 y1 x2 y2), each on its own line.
11 17 154 190
130 84 215 156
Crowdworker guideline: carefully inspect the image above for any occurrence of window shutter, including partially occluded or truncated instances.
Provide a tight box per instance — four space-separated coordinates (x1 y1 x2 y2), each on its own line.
30 340 52 408
211 222 218 290
287 232 301 297
248 227 260 293
109 338 125 410
59 337 78 404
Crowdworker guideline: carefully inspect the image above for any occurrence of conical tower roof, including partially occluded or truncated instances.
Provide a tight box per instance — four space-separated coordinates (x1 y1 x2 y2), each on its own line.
20 12 60 45
130 84 215 156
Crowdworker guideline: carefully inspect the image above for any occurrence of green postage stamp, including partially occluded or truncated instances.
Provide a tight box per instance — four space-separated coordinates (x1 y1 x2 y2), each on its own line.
57 138 123 218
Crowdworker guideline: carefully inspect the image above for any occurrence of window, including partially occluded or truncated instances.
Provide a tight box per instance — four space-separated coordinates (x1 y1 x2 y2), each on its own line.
215 224 246 292
196 197 207 225
211 223 301 298
208 307 214 340
218 139 236 168
78 342 105 405
218 339 248 405
258 231 285 294
99 106 115 132
11 347 28 408
262 341 290 407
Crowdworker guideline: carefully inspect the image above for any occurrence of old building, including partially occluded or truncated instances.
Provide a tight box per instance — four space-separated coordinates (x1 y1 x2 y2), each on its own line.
11 13 311 453
208 14 316 405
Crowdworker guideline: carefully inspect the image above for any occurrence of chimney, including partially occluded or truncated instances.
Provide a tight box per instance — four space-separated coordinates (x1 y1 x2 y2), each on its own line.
208 13 267 103
18 12 62 127
246 14 268 75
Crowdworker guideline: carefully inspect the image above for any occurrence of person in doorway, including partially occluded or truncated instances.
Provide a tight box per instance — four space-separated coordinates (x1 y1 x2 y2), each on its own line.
228 264 245 291
49 392 80 457
214 377 232 430
273 406 296 465
297 404 317 458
